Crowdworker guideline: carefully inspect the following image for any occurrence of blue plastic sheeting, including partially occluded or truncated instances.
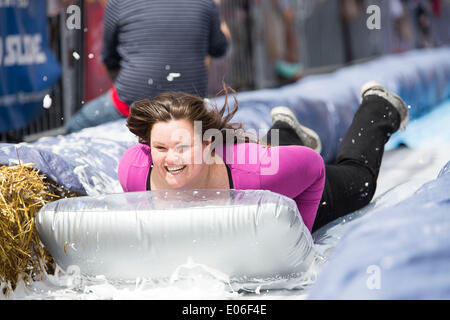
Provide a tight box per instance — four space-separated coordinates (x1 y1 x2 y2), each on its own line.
308 161 450 300
0 143 85 194
386 99 450 149
213 47 450 162
0 120 136 196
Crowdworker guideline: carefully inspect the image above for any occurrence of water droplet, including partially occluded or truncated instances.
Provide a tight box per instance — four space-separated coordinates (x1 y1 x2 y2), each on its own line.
165 65 171 70
43 94 52 109
88 53 95 59
351 139 355 144
167 73 180 82
72 51 80 60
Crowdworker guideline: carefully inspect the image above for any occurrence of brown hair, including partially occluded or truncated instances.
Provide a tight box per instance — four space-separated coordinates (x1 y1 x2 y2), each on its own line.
126 86 252 146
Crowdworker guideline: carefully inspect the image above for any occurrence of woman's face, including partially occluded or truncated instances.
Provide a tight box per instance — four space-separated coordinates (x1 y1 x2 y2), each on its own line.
150 119 209 189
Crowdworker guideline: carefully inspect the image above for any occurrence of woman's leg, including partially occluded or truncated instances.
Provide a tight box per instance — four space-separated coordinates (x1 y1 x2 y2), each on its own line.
312 92 406 232
264 83 408 232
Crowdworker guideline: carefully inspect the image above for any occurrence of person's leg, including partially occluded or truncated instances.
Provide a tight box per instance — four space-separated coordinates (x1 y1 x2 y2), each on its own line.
282 6 298 64
266 121 304 146
65 90 124 133
264 106 321 152
263 84 408 232
312 91 406 232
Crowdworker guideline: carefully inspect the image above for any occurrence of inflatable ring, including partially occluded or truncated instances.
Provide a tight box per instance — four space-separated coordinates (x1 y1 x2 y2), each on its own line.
36 190 315 280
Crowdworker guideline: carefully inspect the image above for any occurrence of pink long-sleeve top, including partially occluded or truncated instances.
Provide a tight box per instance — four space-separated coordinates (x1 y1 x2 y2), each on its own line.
118 143 325 231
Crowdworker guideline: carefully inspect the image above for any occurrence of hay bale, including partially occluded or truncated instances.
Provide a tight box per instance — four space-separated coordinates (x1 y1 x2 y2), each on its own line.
0 163 79 295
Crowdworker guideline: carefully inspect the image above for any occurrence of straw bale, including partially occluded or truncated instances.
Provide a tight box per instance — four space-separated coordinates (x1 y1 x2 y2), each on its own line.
0 163 79 295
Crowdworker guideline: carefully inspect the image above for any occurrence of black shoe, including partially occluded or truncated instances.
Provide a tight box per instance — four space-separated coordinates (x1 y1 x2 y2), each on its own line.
360 81 410 131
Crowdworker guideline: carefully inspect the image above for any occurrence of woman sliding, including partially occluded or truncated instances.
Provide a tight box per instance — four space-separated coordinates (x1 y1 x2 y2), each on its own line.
118 81 409 233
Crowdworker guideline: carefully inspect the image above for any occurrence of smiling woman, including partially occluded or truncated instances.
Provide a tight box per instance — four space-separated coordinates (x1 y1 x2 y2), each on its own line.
149 118 230 190
120 81 409 232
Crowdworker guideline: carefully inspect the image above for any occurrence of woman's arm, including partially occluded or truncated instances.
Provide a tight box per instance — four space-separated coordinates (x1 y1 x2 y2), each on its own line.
101 0 121 77
208 0 229 58
118 145 152 192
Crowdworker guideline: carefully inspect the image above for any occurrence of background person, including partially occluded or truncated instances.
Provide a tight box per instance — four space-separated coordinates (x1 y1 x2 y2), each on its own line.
275 0 304 81
65 0 230 133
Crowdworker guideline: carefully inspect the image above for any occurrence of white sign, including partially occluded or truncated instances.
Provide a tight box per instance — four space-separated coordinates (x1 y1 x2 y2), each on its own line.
0 34 47 66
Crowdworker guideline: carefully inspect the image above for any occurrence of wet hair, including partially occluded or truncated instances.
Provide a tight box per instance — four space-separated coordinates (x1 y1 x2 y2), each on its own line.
126 86 254 146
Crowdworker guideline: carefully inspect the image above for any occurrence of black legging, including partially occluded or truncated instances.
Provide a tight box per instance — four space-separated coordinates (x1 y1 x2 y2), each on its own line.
266 95 401 232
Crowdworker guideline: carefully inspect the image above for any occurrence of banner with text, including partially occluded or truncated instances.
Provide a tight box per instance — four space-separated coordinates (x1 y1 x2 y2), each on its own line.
0 0 61 133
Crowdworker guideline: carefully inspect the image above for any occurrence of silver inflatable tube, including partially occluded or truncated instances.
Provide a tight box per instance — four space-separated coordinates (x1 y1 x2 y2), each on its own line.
36 190 315 281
